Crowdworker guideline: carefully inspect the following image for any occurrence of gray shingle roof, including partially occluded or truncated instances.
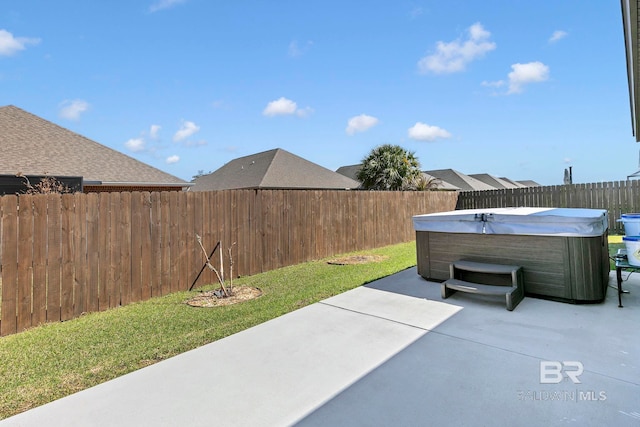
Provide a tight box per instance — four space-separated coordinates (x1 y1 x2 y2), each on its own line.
425 169 496 191
0 105 187 186
190 148 361 191
335 164 361 181
468 173 520 189
336 164 459 190
515 180 541 187
499 177 528 188
421 172 459 190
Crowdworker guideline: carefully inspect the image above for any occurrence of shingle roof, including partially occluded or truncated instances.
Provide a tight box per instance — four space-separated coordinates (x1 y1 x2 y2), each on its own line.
515 180 541 187
337 163 459 190
422 172 459 190
499 177 528 188
190 148 361 191
0 105 187 186
335 164 361 181
425 169 496 191
468 173 521 189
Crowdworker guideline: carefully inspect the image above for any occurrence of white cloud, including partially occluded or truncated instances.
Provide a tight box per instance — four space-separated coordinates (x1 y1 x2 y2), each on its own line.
262 97 312 117
149 124 161 139
410 7 423 19
58 99 90 120
296 106 314 118
263 97 297 116
166 155 180 164
211 99 227 109
507 61 550 94
346 114 379 135
149 0 187 13
549 30 568 43
125 138 146 152
408 122 451 141
173 120 200 142
288 40 313 57
0 29 40 56
481 80 505 88
418 22 496 74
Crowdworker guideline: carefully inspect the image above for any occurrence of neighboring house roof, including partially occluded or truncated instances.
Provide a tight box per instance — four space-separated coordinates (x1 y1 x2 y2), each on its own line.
622 0 640 141
335 163 457 190
190 148 361 191
499 177 528 188
425 169 496 191
469 173 521 189
337 163 540 190
0 105 188 189
335 164 361 181
515 180 541 187
421 172 458 190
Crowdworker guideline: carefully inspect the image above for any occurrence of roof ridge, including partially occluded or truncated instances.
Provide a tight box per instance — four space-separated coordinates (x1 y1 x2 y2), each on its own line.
258 148 282 187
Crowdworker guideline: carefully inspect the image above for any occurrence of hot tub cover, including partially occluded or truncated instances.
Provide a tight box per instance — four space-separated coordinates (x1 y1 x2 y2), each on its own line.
413 207 608 237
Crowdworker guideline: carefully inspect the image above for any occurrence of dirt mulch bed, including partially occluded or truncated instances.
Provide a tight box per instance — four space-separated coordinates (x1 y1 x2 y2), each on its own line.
186 286 262 308
326 255 389 265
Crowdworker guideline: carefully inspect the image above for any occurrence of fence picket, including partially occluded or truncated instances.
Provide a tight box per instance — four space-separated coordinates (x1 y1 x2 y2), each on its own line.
17 195 34 332
32 195 48 326
97 193 110 310
46 195 62 323
160 192 172 296
119 192 132 306
60 195 75 322
150 192 162 297
1 196 18 335
72 194 86 318
108 192 120 308
86 193 100 313
130 192 143 303
140 193 152 301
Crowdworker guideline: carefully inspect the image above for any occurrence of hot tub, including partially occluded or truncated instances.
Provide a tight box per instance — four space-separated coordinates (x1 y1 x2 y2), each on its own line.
413 207 610 303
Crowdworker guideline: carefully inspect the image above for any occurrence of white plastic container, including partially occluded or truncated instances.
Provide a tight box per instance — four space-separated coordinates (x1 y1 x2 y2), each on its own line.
619 213 640 236
623 236 640 266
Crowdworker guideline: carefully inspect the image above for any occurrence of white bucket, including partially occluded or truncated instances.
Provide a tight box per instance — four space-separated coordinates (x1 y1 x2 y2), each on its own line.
619 213 640 236
623 236 640 266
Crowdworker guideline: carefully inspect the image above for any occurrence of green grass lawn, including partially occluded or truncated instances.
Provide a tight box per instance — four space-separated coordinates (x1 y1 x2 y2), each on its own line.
0 242 417 419
609 239 625 270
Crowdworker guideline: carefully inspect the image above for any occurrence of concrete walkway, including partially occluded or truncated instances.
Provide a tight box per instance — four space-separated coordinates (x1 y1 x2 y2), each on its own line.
2 268 639 426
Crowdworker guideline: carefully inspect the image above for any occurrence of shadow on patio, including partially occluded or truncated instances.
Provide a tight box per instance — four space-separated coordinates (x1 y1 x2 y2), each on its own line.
295 268 640 426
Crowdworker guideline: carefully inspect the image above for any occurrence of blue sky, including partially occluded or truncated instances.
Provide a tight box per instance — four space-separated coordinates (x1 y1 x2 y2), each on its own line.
1 0 635 185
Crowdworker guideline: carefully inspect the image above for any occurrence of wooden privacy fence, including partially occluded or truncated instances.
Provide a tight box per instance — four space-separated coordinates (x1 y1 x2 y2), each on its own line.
0 189 457 336
456 180 640 234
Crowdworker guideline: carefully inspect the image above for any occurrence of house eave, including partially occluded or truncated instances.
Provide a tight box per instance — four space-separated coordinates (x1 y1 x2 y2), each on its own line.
622 0 640 141
88 181 193 188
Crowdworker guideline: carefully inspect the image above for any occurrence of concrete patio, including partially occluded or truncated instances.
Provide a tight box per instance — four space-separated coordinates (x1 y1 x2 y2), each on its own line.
1 268 638 426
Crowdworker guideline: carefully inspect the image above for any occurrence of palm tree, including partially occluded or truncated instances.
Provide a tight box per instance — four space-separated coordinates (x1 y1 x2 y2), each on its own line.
405 173 441 191
356 144 422 190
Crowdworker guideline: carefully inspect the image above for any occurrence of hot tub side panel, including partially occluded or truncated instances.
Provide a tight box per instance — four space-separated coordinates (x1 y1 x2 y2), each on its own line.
415 230 431 279
565 234 610 302
415 231 608 302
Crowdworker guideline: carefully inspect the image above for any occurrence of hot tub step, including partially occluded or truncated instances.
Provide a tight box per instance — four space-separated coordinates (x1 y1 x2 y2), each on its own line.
442 261 524 311
443 279 516 295
450 260 520 275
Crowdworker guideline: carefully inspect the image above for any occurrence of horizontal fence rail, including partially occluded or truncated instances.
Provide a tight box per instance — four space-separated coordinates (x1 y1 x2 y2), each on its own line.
0 189 457 336
456 180 640 234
